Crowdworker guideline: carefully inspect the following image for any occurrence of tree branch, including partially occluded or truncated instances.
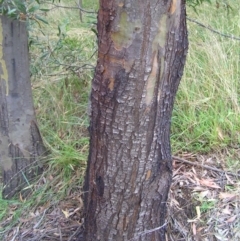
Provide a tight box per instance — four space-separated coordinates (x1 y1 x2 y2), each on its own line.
187 17 240 41
49 3 96 14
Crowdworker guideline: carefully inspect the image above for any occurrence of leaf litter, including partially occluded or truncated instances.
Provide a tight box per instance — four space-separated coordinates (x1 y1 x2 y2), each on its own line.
0 149 239 240
0 170 85 241
167 149 240 241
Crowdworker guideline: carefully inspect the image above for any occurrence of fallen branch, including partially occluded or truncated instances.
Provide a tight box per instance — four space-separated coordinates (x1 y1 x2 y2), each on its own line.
172 155 240 178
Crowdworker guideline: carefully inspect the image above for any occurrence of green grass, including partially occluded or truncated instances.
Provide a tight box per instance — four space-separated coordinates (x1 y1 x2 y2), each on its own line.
29 0 97 180
29 0 240 165
200 199 217 213
171 1 240 153
0 0 239 237
0 1 96 237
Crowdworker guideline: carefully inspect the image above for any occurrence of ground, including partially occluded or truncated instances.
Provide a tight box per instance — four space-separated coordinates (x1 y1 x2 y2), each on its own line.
168 150 240 241
1 149 239 240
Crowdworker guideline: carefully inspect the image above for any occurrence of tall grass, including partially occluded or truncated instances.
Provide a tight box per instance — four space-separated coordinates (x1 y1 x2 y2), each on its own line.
172 1 240 153
30 0 98 176
30 0 240 163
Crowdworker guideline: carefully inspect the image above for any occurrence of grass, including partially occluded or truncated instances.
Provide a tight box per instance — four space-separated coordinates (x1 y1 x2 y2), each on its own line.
29 0 97 178
171 1 240 153
0 1 96 237
0 0 239 239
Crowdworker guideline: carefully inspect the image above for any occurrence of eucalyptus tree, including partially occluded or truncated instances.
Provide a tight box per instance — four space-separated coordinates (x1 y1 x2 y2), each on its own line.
0 2 46 199
83 0 188 240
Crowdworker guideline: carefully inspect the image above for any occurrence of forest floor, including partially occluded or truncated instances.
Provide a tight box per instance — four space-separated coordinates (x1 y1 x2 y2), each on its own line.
1 150 239 241
167 150 240 241
0 0 240 240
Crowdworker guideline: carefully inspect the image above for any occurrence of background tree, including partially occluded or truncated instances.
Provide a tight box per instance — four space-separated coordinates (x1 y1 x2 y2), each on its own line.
0 15 46 199
84 0 188 240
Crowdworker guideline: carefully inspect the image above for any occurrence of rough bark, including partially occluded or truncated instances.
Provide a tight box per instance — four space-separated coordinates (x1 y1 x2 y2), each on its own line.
0 16 46 199
84 0 188 240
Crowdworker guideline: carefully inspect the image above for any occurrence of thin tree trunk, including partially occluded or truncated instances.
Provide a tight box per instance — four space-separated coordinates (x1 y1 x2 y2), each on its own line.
84 0 188 240
0 16 46 199
79 0 83 22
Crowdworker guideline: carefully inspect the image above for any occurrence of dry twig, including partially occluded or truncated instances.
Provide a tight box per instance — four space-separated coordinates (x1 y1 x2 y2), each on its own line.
172 155 240 178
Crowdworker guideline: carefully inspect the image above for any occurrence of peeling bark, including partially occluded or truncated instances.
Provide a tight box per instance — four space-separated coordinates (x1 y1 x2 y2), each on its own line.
84 0 188 240
0 16 46 199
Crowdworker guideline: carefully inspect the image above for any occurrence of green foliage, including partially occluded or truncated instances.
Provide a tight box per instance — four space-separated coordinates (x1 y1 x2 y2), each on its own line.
28 0 97 176
200 200 216 213
0 196 8 220
0 0 49 24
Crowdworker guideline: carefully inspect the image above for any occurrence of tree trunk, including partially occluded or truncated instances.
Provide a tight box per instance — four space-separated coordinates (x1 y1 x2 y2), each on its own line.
84 0 188 240
0 16 46 199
